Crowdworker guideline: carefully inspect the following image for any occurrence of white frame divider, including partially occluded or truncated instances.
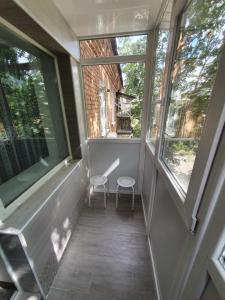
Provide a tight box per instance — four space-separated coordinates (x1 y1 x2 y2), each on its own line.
81 55 146 66
138 32 153 199
79 31 150 41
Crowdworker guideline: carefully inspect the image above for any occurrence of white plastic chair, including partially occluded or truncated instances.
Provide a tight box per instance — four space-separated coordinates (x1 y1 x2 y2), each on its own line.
116 176 135 210
89 175 109 208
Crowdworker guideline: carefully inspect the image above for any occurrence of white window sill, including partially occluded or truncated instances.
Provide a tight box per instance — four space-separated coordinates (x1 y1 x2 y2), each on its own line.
0 159 81 228
88 138 142 144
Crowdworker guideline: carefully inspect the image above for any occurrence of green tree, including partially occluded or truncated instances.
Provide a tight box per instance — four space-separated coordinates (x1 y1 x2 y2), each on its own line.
162 0 225 188
116 36 146 137
0 47 46 139
171 0 225 137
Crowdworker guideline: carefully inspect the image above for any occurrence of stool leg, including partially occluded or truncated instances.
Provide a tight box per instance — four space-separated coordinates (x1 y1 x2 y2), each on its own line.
89 184 92 207
107 179 110 198
116 185 119 208
132 186 135 210
104 184 106 209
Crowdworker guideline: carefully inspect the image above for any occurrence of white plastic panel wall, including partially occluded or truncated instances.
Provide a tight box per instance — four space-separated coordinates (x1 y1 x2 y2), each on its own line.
149 174 188 300
0 234 39 292
88 140 141 193
0 161 88 298
21 161 88 296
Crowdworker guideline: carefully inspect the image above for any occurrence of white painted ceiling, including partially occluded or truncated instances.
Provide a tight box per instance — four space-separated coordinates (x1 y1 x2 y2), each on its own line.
52 0 164 37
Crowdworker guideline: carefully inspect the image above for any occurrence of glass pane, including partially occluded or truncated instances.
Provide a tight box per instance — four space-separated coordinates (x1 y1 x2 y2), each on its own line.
149 103 161 144
82 62 145 138
0 25 68 207
80 35 147 58
162 0 225 192
148 0 173 146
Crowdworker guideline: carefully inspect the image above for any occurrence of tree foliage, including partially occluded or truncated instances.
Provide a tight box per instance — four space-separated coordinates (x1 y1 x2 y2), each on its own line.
0 47 46 139
116 36 146 137
162 0 225 189
169 0 225 138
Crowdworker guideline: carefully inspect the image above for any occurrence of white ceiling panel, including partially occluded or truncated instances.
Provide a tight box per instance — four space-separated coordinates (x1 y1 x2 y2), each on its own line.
52 0 164 37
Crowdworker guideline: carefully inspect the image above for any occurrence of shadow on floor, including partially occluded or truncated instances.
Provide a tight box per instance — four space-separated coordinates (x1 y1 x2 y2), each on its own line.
47 194 157 300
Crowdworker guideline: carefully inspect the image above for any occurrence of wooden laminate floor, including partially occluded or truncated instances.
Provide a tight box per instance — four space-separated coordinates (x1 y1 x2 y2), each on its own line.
47 194 157 300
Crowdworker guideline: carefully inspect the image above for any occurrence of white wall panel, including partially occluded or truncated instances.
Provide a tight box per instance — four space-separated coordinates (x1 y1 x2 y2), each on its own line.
88 140 141 193
0 161 88 297
142 148 189 300
149 174 188 300
21 161 88 296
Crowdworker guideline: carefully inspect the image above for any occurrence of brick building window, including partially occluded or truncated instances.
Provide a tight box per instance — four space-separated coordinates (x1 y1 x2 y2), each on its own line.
82 62 145 138
80 35 147 139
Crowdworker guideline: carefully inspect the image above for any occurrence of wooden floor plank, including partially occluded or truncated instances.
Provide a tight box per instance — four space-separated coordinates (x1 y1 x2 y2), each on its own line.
47 194 157 300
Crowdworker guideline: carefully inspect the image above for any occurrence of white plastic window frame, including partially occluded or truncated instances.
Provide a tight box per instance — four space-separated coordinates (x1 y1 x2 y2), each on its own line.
146 0 172 153
146 0 225 230
99 81 107 137
145 28 159 154
111 92 116 126
204 47 225 299
0 17 73 221
80 31 149 143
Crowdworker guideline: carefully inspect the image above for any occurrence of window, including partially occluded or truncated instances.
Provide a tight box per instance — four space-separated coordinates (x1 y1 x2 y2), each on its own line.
147 0 173 147
99 81 107 136
161 0 225 192
111 92 116 126
80 35 147 58
82 62 145 138
81 34 147 139
0 25 69 207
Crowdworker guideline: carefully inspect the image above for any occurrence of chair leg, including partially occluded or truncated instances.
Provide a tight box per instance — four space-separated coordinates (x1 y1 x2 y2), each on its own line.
89 184 92 207
116 185 119 208
104 184 107 209
132 186 135 210
107 179 110 198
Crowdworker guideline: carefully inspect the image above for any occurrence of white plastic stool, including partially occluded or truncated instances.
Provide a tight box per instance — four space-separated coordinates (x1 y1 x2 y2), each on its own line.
116 176 135 210
89 175 108 208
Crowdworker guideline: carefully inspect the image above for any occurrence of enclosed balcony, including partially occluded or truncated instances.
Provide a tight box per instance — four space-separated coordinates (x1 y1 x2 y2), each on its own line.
0 0 225 300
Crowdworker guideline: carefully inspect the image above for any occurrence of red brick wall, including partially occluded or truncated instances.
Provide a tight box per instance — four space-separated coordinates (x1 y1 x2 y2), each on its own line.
80 39 122 138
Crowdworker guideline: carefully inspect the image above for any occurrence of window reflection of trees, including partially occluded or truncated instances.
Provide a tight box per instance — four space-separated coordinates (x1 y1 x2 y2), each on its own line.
163 0 225 192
